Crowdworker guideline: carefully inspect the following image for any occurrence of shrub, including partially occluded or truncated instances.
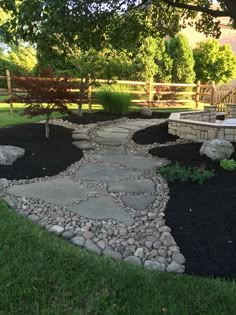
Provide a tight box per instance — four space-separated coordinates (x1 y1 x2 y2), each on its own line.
220 159 236 171
96 85 132 114
157 162 214 184
12 69 79 138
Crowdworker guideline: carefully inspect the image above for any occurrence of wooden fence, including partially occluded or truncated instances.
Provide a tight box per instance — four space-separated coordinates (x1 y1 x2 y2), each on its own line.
0 70 215 112
213 84 236 112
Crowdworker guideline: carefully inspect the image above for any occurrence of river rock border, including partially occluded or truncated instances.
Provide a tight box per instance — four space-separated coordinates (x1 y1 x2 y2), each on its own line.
1 117 186 274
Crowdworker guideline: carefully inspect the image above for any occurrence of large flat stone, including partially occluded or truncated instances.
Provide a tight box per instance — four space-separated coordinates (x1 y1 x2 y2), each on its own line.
93 154 157 169
72 141 94 150
74 163 141 182
115 124 142 131
102 127 130 133
95 146 127 155
96 131 129 139
108 179 155 193
95 138 128 146
68 196 134 225
7 178 96 206
72 134 90 141
121 195 156 210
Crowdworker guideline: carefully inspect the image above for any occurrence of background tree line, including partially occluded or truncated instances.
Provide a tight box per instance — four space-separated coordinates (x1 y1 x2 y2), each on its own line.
1 34 236 85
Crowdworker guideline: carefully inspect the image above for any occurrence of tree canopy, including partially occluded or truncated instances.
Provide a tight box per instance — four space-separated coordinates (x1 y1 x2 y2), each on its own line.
167 34 195 83
1 0 236 52
193 39 236 83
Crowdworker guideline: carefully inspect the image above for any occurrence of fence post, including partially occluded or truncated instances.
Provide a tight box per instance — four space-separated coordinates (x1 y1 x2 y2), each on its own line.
195 80 201 109
88 74 92 112
6 69 13 113
210 81 215 105
146 78 152 107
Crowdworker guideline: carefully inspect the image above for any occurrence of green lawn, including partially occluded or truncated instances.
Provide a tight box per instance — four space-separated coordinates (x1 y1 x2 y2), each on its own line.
0 200 235 315
0 102 202 127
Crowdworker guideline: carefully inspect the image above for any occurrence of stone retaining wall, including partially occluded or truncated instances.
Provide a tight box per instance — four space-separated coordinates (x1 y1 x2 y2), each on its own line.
226 104 236 118
168 106 236 142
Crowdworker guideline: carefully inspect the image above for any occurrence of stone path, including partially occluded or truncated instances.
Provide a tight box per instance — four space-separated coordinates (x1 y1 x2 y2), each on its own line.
3 117 185 273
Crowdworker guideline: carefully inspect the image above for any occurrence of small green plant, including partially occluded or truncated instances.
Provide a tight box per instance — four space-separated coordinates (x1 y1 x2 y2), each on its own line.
157 162 214 184
220 159 236 171
96 85 132 114
190 167 215 184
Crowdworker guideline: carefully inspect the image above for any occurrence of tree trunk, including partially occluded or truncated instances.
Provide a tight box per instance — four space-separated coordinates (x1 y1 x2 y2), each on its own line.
78 104 83 116
78 78 83 116
45 113 50 138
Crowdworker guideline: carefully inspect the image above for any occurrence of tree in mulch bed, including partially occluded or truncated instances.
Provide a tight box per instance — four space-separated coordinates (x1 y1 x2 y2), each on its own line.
11 68 86 138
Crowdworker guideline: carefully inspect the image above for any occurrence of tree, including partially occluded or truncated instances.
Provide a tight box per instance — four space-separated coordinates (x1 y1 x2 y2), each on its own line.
167 34 195 83
132 36 172 82
193 39 236 84
7 43 37 74
12 69 80 138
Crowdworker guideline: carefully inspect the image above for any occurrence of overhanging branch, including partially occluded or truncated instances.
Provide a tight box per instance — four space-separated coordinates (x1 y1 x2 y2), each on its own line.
158 0 231 18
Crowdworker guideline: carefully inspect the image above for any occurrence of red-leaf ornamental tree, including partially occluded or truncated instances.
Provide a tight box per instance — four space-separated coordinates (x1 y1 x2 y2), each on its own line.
12 70 87 138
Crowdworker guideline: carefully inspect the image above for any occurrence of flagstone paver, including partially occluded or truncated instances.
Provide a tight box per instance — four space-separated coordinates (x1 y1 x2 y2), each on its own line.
74 163 142 182
7 177 97 206
96 131 129 139
121 195 156 210
72 141 95 150
108 179 156 193
68 196 134 225
95 146 127 155
93 154 158 169
95 138 128 146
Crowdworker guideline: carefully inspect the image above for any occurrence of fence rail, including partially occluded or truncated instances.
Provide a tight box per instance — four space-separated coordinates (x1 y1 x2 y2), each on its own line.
0 70 216 112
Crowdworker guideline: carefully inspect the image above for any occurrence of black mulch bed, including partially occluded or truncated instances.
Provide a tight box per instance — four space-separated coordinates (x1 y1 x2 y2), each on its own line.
132 121 179 144
0 124 83 180
134 126 236 280
63 111 170 125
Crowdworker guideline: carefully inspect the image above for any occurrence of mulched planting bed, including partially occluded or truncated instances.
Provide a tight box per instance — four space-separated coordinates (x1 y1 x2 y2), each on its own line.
63 111 170 124
0 123 83 180
132 121 179 144
134 125 236 279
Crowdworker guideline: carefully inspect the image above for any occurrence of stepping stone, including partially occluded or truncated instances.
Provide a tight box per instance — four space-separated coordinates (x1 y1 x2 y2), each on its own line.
7 177 96 206
72 141 94 150
68 196 134 225
72 129 89 134
121 121 152 128
102 127 130 133
121 195 156 210
96 131 129 139
115 124 142 131
108 179 155 193
93 154 157 169
95 138 128 146
74 163 141 182
96 146 127 155
72 134 90 141
146 119 164 125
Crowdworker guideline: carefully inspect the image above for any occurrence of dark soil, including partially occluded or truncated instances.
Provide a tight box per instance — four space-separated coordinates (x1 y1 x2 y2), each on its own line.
63 111 170 125
132 122 179 144
134 126 236 280
0 124 83 180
